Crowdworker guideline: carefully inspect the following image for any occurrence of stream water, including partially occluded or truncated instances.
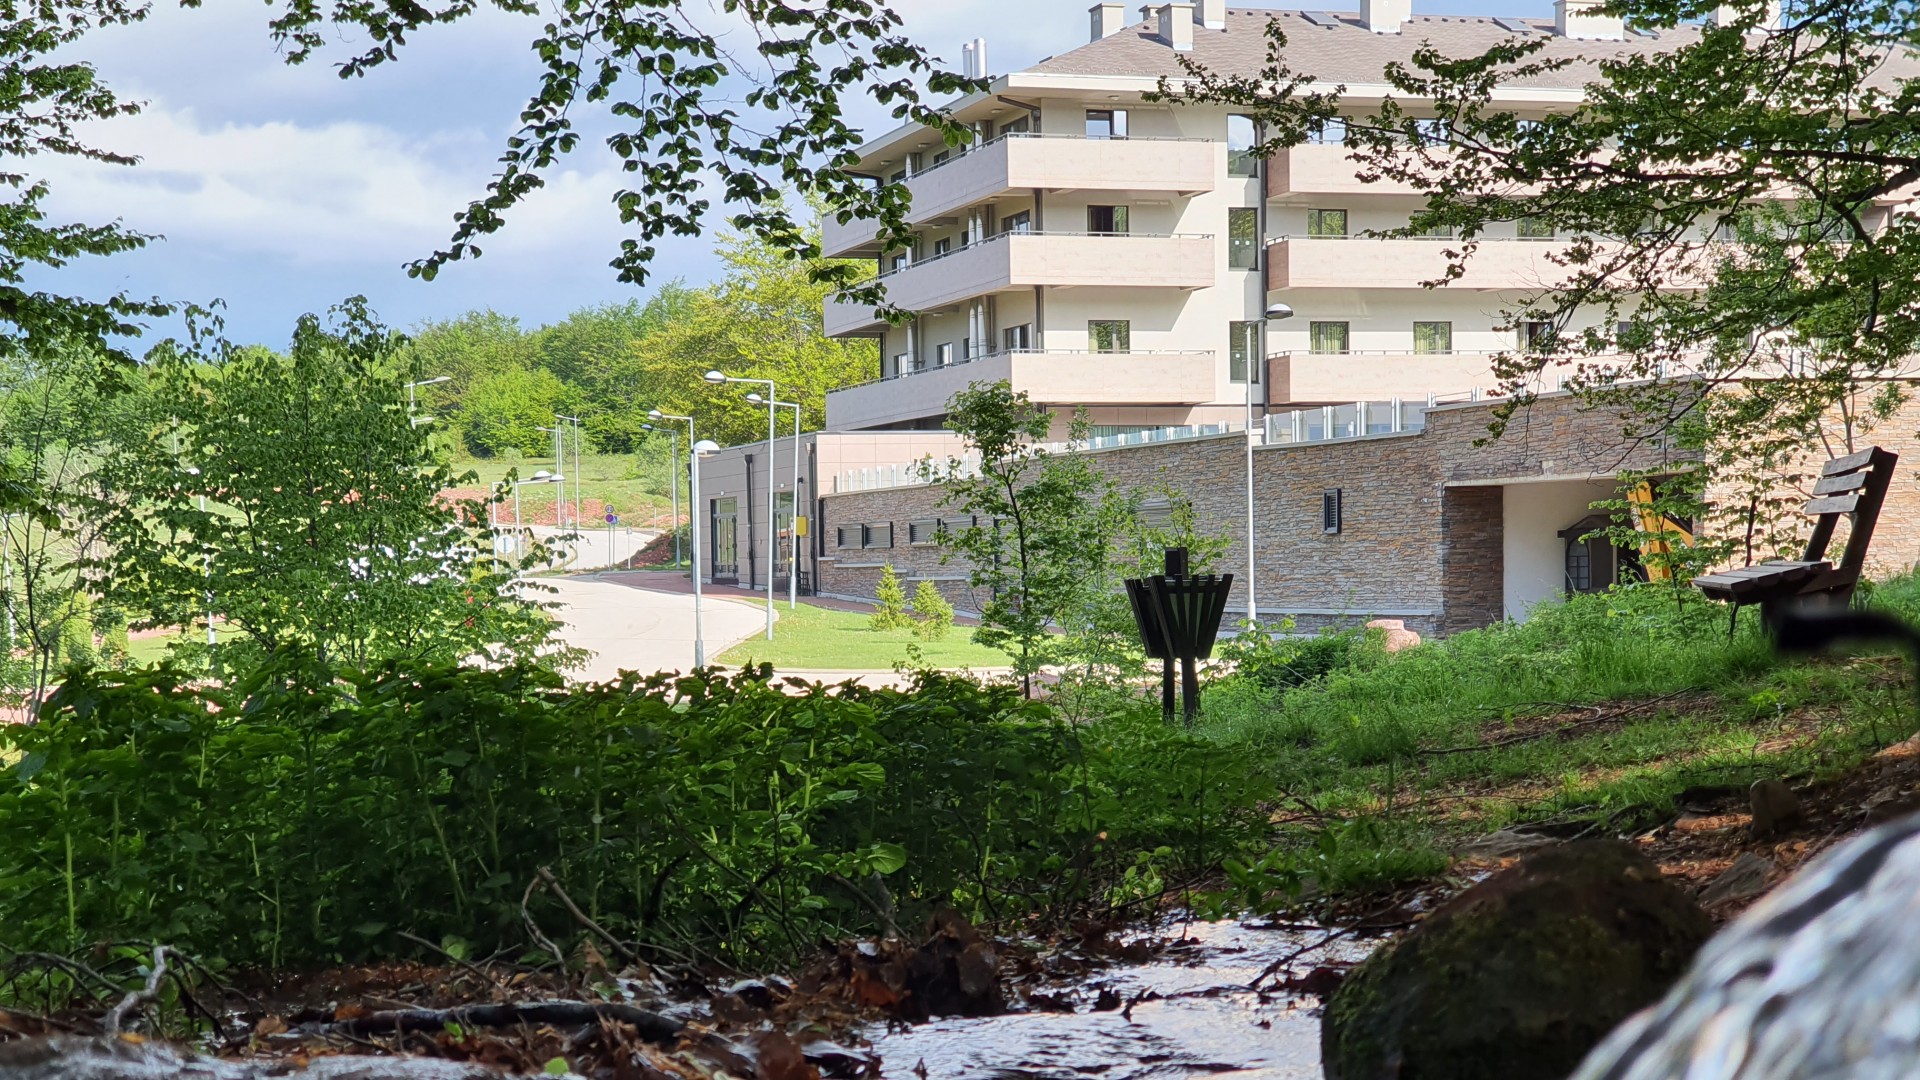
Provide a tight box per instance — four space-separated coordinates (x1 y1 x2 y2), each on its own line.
864 921 1373 1079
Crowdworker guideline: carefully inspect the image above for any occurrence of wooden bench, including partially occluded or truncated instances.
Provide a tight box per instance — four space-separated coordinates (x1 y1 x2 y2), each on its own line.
1694 447 1899 631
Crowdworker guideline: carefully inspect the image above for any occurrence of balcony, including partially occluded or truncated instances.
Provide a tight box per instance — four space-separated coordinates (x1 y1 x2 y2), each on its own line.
825 349 1217 430
825 231 1217 337
1265 236 1629 292
1267 351 1501 405
822 133 1219 258
1267 144 1432 200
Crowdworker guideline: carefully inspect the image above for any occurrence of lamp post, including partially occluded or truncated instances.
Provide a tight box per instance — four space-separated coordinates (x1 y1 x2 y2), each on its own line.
534 425 566 529
511 470 563 572
1247 302 1294 627
557 414 584 536
649 409 695 568
642 423 683 566
405 376 450 428
691 439 722 667
747 392 804 610
704 370 776 641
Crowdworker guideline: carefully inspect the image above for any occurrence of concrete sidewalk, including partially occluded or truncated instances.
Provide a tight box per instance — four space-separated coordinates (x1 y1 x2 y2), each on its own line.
540 574 766 682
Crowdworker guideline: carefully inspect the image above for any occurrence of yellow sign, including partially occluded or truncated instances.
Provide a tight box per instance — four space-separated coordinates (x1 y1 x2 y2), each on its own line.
794 515 809 538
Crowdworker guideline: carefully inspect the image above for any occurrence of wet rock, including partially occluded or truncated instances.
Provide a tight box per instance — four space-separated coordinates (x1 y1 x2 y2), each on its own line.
1322 841 1712 1080
1365 619 1422 653
1699 852 1776 907
1750 779 1804 837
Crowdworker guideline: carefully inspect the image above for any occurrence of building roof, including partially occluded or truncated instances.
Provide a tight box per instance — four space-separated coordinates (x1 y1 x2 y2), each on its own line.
1025 7 1914 92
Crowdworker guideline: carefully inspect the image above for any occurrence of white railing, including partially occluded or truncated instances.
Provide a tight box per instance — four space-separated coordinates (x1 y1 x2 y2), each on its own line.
832 422 1241 494
1263 391 1496 446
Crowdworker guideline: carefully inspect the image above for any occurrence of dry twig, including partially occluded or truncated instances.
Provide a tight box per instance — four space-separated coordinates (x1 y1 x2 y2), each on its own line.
102 945 169 1036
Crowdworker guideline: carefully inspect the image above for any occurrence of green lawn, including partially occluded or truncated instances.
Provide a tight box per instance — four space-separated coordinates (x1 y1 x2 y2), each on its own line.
718 600 1011 671
126 630 189 666
452 453 672 526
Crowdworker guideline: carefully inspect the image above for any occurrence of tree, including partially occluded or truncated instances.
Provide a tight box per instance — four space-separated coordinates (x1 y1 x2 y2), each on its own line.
93 299 565 675
459 366 579 459
535 289 696 453
634 224 878 447
930 383 1131 697
910 580 953 641
1168 0 1920 562
870 564 910 631
262 0 975 303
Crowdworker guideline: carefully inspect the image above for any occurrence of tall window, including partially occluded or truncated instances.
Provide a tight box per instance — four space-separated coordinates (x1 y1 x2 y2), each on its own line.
888 252 909 272
1307 209 1349 237
1003 324 1033 351
1089 320 1131 353
891 352 910 377
1087 205 1130 235
936 342 955 366
1309 321 1350 354
1308 118 1347 145
999 113 1032 136
932 237 952 256
1086 108 1128 139
1229 321 1261 383
1002 210 1032 235
1520 321 1557 352
1227 114 1260 177
1413 321 1453 354
1228 207 1259 269
1517 216 1555 239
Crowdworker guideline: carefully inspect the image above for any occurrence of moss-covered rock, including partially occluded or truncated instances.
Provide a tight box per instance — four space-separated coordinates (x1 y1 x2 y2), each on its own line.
1322 841 1712 1080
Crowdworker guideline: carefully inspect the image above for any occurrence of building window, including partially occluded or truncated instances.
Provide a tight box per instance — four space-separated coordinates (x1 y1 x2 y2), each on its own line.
1086 108 1128 139
1137 497 1177 530
1413 117 1452 146
936 342 955 366
865 523 894 549
888 252 909 272
932 237 952 257
1322 489 1343 534
1517 216 1555 239
1088 205 1130 235
1229 321 1261 383
908 519 940 545
1307 209 1349 237
1003 324 1033 351
1520 321 1557 353
1228 114 1260 177
999 113 1032 136
1308 118 1347 144
1413 321 1453 354
1089 320 1131 352
1228 207 1259 269
837 524 863 548
888 168 907 184
1002 210 1032 235
891 352 910 377
1412 219 1453 238
1309 321 1350 354
931 149 950 166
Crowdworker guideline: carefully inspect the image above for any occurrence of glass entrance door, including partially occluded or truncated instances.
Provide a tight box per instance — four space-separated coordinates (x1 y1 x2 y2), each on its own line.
711 498 739 582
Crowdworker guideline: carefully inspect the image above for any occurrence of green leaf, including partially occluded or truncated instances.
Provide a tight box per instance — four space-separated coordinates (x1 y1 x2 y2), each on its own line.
543 1057 570 1076
864 842 908 876
353 922 388 937
14 751 45 784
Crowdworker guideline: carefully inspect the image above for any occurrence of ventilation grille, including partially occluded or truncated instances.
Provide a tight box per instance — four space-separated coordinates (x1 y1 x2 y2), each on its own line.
1322 489 1344 535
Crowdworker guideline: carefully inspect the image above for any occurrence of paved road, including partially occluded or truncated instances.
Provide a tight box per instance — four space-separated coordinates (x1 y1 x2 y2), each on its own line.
541 572 767 681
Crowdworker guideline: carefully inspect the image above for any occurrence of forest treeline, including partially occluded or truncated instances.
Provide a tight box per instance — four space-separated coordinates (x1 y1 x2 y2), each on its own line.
406 228 876 461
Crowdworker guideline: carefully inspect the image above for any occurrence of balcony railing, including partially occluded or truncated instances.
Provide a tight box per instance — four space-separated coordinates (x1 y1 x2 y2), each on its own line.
838 346 1215 393
824 347 1220 429
891 130 1210 185
869 229 1212 286
833 421 1240 494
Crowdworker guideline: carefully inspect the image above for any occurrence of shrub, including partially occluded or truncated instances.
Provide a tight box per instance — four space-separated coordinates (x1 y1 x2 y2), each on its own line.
0 660 1276 969
1217 620 1366 691
870 563 911 631
912 580 954 640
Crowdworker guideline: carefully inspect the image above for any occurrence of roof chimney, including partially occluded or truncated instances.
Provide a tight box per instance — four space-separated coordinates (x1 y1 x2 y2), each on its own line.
1194 0 1226 30
961 37 989 78
1713 0 1782 30
1090 2 1128 40
1360 0 1410 32
1554 0 1623 39
1157 2 1195 50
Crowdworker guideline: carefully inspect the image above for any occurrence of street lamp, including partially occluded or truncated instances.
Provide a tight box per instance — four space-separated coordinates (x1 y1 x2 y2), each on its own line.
534 426 566 529
705 370 776 641
557 414 584 536
510 470 563 568
1247 302 1295 627
405 376 451 428
747 392 804 611
649 409 695 568
641 423 683 566
691 439 722 667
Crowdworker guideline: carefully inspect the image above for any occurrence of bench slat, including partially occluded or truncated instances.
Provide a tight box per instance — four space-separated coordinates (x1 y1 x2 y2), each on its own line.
1805 493 1863 516
1821 448 1878 476
1812 472 1871 496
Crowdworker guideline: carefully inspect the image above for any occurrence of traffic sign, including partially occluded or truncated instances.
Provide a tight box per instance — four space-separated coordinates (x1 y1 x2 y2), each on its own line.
605 512 617 524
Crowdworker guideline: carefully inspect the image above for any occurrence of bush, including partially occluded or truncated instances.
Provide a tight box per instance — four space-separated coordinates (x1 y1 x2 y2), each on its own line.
912 581 954 640
1217 620 1366 691
0 660 1276 969
870 564 911 631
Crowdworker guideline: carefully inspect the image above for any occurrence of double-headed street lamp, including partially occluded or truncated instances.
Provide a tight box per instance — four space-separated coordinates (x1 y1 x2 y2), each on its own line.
405 375 450 426
640 423 682 565
1247 302 1295 627
690 439 722 667
747 392 803 610
704 370 776 641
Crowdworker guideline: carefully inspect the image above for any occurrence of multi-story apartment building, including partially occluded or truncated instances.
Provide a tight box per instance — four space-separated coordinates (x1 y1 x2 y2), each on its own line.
818 0 1737 436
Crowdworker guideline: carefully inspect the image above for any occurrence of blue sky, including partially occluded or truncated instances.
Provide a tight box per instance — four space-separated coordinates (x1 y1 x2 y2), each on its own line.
40 0 1538 350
